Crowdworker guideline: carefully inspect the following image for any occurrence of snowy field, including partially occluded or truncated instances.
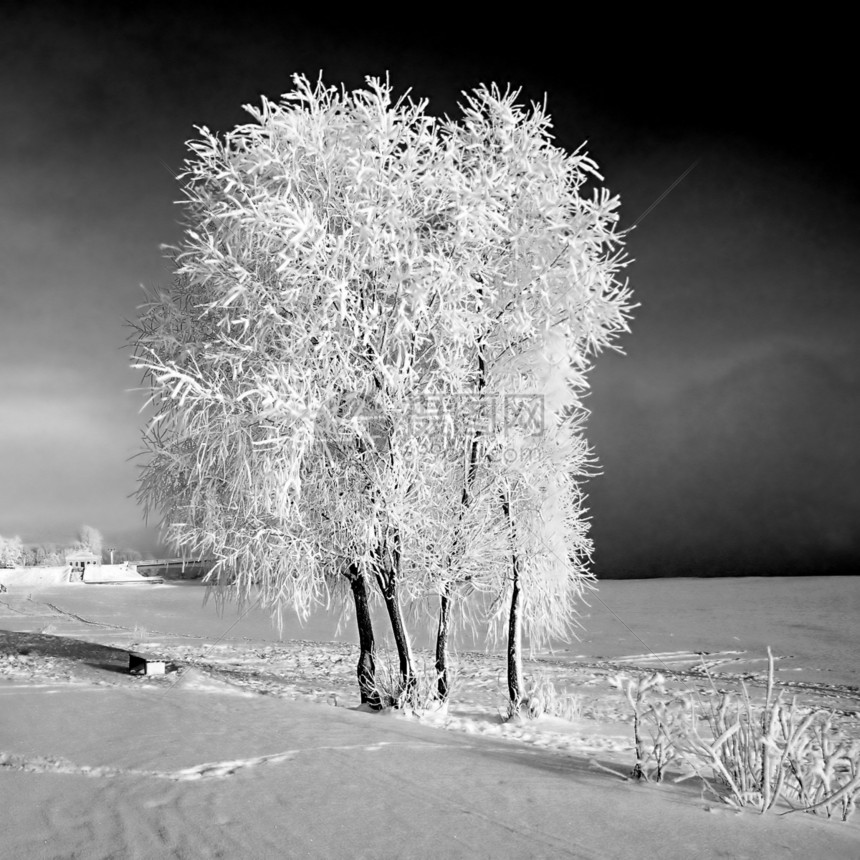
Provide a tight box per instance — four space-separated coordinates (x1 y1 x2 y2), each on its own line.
1 574 858 858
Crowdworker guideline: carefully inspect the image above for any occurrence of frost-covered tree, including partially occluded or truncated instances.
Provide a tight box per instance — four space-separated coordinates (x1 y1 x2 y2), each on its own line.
132 76 473 704
0 534 24 568
402 88 634 710
130 75 633 710
43 546 66 567
77 525 104 558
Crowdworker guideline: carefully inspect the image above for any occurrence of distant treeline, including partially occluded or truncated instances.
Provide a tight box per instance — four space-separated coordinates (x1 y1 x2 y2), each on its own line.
0 526 141 568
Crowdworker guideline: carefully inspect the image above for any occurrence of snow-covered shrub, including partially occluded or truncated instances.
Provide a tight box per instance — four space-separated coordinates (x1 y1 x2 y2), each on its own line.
611 672 692 782
521 674 582 721
616 650 860 820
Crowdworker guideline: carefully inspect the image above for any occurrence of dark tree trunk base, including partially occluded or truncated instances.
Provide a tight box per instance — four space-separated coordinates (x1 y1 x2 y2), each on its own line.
346 565 381 710
377 573 416 706
507 568 525 716
502 491 525 718
435 587 451 701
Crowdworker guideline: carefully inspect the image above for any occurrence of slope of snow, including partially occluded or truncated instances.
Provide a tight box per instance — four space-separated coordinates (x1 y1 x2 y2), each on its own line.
3 679 858 859
1 578 858 858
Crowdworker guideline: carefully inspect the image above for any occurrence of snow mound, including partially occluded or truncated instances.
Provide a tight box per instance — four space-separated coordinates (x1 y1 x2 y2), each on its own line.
0 566 70 587
82 564 155 584
173 667 256 697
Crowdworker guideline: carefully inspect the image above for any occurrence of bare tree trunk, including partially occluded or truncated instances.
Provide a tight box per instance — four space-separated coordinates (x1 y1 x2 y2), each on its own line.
435 584 451 700
434 343 486 701
507 556 524 714
501 490 525 716
344 564 380 709
375 532 416 705
377 574 416 703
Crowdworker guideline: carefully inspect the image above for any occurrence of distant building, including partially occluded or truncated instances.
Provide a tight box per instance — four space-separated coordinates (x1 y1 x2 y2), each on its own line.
66 550 101 581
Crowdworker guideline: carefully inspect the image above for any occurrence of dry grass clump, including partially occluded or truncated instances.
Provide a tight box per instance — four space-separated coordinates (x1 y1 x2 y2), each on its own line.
522 674 582 721
613 648 860 821
369 653 454 715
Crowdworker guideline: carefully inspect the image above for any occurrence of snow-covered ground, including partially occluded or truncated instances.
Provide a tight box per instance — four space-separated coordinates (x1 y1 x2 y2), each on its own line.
1 575 858 858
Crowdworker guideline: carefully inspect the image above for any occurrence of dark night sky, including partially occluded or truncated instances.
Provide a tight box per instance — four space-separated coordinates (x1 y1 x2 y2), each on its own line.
1 5 858 574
